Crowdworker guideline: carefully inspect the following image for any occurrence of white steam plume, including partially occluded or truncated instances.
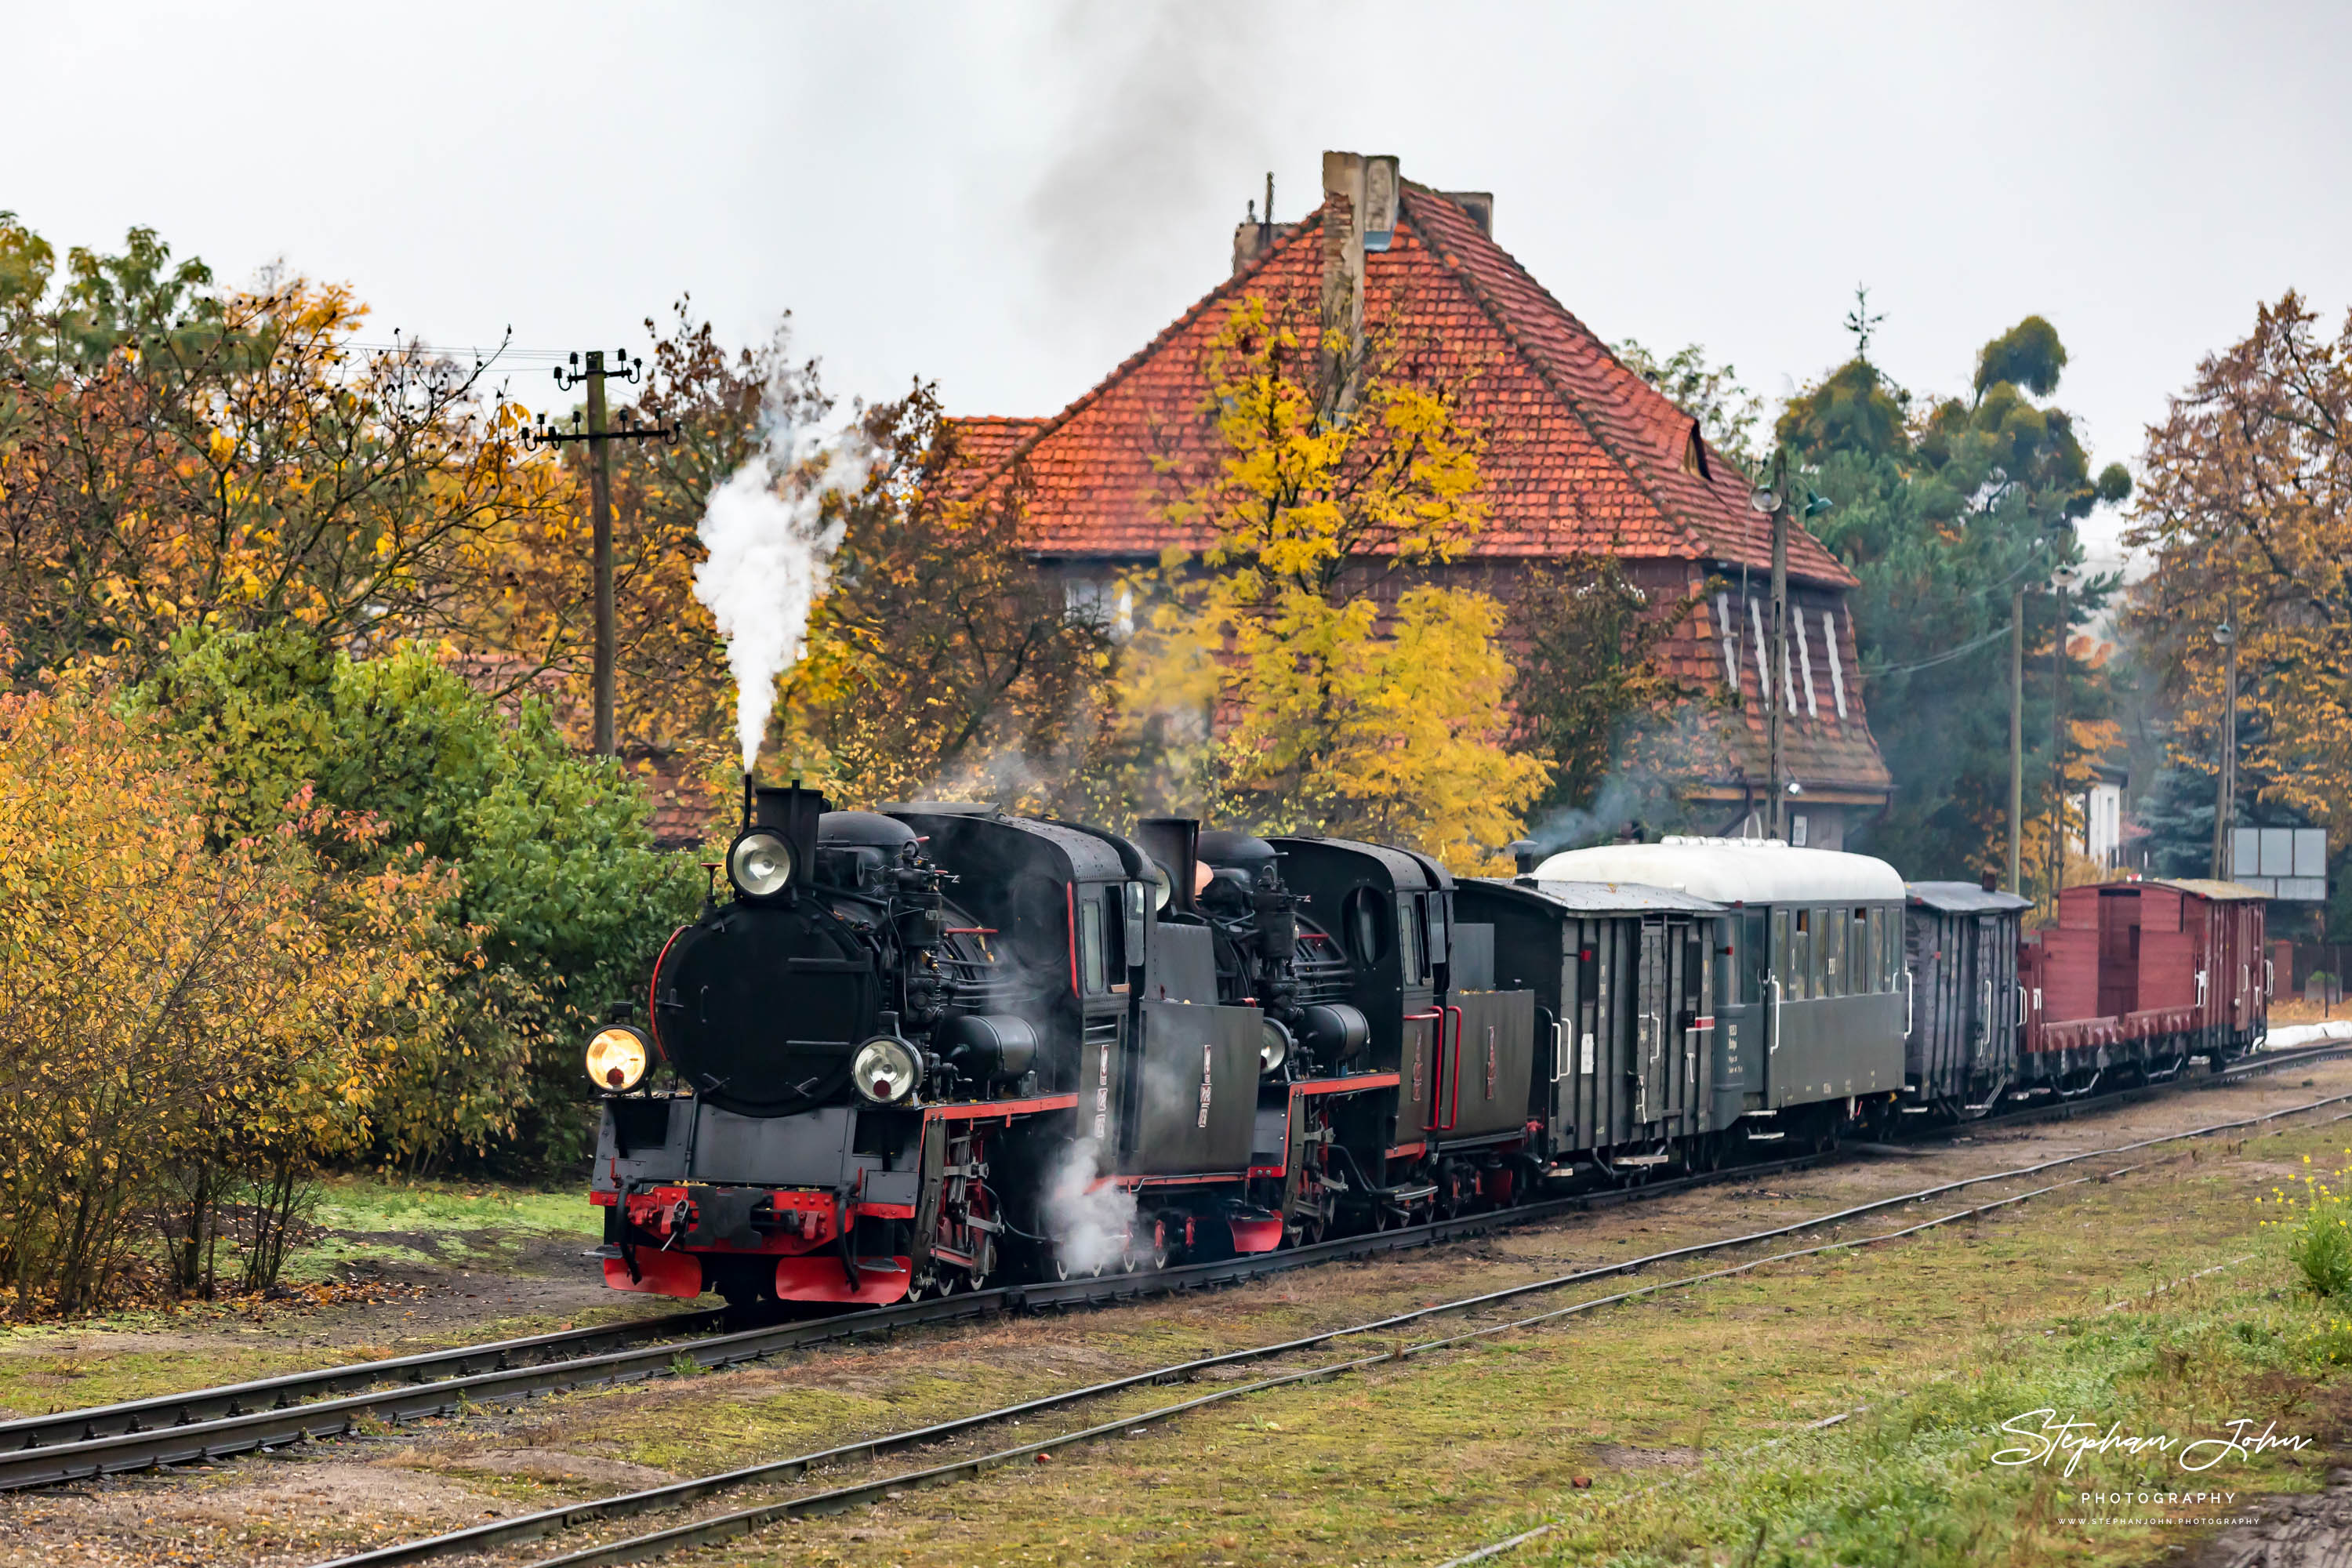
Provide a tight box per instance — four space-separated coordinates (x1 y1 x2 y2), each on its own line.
1043 1138 1136 1275
692 410 869 770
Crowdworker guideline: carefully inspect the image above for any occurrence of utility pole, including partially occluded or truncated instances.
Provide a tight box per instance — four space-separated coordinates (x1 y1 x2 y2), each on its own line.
1748 455 1791 840
2210 522 2241 880
2048 575 2068 902
2009 587 2024 894
2212 629 2240 878
1769 491 1788 840
529 350 678 756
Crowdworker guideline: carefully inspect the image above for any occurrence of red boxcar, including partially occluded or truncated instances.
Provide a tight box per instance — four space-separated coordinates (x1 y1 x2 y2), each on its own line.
2017 878 2268 1092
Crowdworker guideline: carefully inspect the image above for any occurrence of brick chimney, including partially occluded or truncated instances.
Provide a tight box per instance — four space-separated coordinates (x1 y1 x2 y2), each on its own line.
1317 151 1396 421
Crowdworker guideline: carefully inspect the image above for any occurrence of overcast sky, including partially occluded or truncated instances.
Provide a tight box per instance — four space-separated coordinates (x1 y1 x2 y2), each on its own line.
9 2 2347 575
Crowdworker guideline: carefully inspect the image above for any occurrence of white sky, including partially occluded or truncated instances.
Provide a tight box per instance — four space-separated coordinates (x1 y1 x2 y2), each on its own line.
9 2 2347 579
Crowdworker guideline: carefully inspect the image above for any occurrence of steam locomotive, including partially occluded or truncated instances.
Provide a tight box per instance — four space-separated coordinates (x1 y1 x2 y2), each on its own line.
582 786 2269 1308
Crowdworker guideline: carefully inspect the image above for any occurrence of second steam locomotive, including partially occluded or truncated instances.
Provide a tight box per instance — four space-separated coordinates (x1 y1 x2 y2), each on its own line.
581 784 2270 1308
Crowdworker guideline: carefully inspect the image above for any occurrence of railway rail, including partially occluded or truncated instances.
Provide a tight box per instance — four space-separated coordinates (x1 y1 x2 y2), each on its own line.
325 1069 2352 1568
2 1037 2341 1497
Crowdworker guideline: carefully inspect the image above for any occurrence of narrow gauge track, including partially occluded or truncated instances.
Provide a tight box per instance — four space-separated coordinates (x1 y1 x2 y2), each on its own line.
326 1074 2352 1568
3 1040 2342 1495
0 1308 724 1457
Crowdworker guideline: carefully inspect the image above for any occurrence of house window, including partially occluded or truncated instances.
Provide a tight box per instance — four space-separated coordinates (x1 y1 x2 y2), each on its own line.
1791 814 1809 848
1063 577 1136 640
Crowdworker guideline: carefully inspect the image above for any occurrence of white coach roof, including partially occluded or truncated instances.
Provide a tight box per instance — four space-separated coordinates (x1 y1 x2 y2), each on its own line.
1530 838 1906 906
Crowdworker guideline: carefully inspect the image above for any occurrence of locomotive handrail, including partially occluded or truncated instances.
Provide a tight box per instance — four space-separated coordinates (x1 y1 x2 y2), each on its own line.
1550 1020 1570 1084
1903 969 1914 1038
1769 976 1784 1056
2015 981 2027 1028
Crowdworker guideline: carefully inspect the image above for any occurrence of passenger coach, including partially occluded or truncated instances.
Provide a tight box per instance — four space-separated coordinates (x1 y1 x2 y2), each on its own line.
1515 839 1909 1149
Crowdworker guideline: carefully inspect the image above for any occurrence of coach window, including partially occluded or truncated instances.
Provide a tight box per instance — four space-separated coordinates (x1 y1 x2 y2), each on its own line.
1744 913 1767 1004
1790 909 1812 1001
1885 911 1903 992
1079 896 1107 994
1824 905 1846 997
1851 908 1871 994
1862 909 1881 995
1770 909 1790 999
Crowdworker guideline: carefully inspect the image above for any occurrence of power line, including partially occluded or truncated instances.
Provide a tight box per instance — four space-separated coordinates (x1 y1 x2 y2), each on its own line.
1867 620 2016 676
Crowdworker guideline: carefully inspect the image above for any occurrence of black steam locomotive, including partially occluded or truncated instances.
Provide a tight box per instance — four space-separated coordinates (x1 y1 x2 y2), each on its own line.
586 783 1537 1305
583 785 2267 1308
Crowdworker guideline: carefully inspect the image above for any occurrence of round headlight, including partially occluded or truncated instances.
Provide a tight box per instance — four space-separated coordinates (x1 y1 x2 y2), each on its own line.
851 1036 923 1104
586 1025 650 1091
1259 1018 1292 1076
1149 862 1173 913
728 829 793 898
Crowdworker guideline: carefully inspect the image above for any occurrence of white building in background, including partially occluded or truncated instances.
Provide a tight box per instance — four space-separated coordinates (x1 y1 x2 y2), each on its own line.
2085 769 2124 869
2068 763 2128 869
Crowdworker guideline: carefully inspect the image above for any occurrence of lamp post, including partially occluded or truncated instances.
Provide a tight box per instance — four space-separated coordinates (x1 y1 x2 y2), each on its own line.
2211 619 2238 879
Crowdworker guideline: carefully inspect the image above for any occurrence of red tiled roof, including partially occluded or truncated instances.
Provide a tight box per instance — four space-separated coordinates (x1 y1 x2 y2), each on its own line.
945 416 1046 477
943 187 1855 589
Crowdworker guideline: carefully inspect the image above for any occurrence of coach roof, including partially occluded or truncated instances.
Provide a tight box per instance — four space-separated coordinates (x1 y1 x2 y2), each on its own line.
1530 840 1905 906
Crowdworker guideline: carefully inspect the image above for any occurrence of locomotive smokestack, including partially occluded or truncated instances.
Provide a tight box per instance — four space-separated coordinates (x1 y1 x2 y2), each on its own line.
742 768 755 833
1508 840 1538 877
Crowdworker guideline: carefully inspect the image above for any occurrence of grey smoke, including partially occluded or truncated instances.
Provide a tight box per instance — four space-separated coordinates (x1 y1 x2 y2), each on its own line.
1022 1 1292 364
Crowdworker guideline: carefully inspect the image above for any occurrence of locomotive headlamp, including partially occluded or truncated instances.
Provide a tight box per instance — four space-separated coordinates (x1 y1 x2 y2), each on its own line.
851 1036 923 1104
727 829 794 899
1258 1018 1292 1076
585 1025 650 1091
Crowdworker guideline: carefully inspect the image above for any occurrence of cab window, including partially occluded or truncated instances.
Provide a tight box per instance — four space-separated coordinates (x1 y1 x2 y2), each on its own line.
1396 898 1424 983
1078 896 1107 993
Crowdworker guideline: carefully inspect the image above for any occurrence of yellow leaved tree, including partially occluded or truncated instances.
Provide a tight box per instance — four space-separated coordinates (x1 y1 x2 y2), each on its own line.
0 655 463 1313
1143 296 1548 870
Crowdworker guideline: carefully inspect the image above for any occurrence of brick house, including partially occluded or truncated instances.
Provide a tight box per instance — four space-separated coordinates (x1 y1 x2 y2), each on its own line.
944 151 1891 849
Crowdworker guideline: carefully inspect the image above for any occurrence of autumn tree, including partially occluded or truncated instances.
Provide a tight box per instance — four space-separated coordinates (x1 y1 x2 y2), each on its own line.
0 656 462 1312
1507 555 1704 820
777 396 1117 807
0 216 564 684
1149 296 1548 869
2125 292 2352 877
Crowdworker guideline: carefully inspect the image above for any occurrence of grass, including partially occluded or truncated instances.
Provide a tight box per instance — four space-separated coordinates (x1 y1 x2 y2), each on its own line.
285 1171 603 1280
603 1117 2352 1567
0 1171 621 1420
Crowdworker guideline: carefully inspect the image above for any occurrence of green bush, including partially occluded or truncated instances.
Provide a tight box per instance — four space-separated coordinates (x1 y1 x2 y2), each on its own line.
2264 1165 2352 1299
137 626 702 1171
